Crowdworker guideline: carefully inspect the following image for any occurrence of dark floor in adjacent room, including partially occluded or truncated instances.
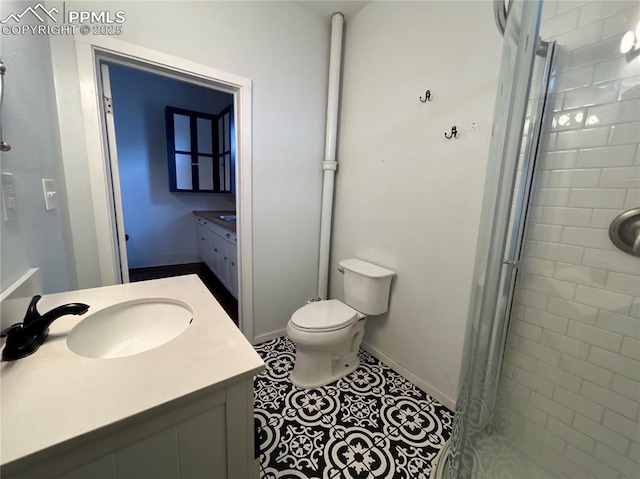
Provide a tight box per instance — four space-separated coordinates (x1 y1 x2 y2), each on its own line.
253 336 453 479
129 262 238 325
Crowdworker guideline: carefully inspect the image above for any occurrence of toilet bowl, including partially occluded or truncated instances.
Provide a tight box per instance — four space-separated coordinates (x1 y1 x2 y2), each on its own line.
287 258 395 388
286 300 366 388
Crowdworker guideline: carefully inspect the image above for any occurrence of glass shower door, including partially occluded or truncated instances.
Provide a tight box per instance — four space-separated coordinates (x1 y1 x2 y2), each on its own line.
446 1 545 478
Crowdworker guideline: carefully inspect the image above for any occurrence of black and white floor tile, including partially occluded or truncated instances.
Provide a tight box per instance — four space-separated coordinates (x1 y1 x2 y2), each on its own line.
254 336 454 479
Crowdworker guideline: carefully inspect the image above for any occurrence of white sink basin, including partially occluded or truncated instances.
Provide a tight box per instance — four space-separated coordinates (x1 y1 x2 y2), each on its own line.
67 298 193 359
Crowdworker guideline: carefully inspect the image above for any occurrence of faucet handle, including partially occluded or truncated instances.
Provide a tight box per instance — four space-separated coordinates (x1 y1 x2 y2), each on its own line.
0 296 41 337
22 295 42 326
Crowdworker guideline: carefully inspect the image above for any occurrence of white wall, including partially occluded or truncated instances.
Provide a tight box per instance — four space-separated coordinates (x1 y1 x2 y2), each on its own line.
108 64 235 269
329 1 502 405
499 2 640 477
47 1 330 337
0 0 74 294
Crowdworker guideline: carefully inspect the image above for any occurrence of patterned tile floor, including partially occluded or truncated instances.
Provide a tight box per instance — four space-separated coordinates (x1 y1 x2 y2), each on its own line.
253 337 454 479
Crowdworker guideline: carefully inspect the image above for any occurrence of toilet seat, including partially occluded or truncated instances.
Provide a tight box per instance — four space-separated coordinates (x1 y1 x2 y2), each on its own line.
291 300 359 332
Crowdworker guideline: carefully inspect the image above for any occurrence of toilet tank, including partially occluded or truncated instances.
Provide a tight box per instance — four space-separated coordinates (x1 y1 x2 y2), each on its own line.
339 258 395 315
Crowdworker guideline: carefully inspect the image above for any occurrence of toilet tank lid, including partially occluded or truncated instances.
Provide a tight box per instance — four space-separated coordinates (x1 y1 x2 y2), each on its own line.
339 258 395 278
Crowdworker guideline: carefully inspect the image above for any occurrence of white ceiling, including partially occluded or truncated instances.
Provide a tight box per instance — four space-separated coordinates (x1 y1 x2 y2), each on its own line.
293 1 371 21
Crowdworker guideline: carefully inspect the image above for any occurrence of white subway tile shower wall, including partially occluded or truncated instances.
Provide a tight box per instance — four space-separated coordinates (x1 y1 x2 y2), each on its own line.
498 2 640 478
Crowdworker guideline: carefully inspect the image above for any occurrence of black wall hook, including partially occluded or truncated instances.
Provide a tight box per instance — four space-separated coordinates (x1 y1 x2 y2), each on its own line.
419 90 432 102
445 126 458 139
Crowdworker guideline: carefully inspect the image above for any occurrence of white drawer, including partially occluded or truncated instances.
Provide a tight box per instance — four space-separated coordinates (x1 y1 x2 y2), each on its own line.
196 216 236 245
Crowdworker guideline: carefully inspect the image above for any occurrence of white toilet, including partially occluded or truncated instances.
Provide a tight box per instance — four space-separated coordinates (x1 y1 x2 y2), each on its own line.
286 258 395 388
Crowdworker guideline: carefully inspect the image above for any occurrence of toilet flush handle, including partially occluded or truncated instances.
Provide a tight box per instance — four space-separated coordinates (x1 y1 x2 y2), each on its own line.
337 266 345 274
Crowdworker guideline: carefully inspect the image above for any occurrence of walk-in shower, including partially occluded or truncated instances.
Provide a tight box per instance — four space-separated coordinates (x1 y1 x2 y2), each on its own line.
438 1 640 478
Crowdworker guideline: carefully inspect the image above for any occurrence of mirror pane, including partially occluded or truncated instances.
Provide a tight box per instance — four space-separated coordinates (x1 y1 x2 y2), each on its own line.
173 114 191 151
224 114 230 151
198 156 214 190
197 118 213 154
224 154 231 190
218 117 224 153
175 154 193 190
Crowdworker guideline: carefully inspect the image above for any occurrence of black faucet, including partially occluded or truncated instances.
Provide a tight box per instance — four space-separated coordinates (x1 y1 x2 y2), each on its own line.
1 295 89 361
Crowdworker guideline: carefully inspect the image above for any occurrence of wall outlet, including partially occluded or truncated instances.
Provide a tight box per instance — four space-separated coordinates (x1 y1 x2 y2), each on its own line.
42 178 57 211
1 172 17 221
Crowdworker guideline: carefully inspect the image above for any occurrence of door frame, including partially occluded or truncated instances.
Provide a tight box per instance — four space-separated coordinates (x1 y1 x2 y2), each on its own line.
74 34 254 341
97 63 129 284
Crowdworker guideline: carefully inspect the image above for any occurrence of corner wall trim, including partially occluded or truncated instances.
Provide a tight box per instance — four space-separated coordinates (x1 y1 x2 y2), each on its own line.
362 342 457 411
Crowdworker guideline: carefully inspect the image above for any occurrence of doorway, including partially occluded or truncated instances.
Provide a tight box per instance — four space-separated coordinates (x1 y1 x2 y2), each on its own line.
99 61 239 323
74 36 254 341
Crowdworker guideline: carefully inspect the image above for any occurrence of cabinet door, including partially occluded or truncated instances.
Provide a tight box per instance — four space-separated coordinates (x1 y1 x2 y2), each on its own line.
166 107 221 193
227 246 238 299
215 105 235 194
197 223 208 264
209 231 221 276
217 240 230 288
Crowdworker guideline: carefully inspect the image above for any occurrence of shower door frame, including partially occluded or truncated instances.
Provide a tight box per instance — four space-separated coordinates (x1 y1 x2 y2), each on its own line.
490 40 558 415
445 2 548 477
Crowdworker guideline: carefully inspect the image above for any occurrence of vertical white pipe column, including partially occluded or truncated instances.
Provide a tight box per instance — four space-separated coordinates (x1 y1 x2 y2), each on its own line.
317 12 344 300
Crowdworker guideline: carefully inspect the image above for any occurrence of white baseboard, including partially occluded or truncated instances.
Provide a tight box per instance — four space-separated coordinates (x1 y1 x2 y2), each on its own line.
362 341 457 411
253 329 286 345
128 253 201 269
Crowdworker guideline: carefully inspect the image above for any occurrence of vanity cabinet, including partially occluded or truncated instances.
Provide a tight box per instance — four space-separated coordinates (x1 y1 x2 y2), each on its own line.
0 276 264 479
196 216 237 298
3 380 257 479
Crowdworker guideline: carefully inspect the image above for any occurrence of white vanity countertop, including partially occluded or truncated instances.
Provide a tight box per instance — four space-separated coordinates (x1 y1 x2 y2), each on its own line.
0 275 264 467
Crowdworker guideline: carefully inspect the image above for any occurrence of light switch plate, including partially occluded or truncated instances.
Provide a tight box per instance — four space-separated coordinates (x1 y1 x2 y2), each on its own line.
42 178 56 211
1 172 17 221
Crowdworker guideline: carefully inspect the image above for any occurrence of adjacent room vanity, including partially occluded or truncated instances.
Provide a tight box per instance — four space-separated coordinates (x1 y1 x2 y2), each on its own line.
194 211 238 298
0 276 264 479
